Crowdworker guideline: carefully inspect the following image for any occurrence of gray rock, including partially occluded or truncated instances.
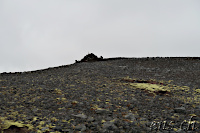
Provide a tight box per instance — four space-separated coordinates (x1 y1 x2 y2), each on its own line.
103 122 113 129
95 108 108 114
111 124 118 130
72 113 87 119
174 107 186 114
87 116 95 122
105 117 113 121
32 108 39 113
41 127 49 131
124 113 136 121
102 121 118 130
130 98 138 103
75 124 86 131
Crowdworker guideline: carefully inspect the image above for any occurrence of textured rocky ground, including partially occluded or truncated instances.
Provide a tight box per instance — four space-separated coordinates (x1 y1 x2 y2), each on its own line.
0 57 200 133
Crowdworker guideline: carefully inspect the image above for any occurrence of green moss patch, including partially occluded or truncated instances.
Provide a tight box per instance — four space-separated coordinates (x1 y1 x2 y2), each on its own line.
129 83 170 95
0 117 33 133
121 77 200 104
121 77 171 96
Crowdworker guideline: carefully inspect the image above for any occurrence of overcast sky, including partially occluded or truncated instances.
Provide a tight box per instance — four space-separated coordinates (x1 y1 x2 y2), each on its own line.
0 0 200 73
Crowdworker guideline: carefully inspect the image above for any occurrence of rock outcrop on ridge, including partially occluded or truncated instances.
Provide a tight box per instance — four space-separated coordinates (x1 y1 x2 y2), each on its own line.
75 53 103 63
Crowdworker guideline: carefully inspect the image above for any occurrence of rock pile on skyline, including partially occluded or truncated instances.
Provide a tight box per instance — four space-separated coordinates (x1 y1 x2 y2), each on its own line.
75 53 103 63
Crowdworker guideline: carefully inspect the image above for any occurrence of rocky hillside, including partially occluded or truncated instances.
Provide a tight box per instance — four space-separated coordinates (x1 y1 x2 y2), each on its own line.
0 55 200 132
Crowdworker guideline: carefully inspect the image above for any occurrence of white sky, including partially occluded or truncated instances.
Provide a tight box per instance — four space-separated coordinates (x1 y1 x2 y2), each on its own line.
0 0 200 73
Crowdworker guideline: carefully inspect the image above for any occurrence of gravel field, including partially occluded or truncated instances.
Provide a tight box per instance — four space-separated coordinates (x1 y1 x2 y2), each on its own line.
0 57 200 133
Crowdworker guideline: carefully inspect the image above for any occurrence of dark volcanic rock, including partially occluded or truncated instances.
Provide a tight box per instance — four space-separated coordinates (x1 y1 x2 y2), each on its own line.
76 53 103 63
0 57 200 132
174 107 186 114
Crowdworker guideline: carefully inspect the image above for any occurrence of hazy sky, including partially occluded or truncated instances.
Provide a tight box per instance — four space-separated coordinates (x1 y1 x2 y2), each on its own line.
1 0 200 73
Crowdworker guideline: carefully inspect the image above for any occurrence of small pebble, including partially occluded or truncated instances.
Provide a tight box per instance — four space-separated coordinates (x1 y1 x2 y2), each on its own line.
75 124 86 131
174 106 186 114
72 113 87 119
